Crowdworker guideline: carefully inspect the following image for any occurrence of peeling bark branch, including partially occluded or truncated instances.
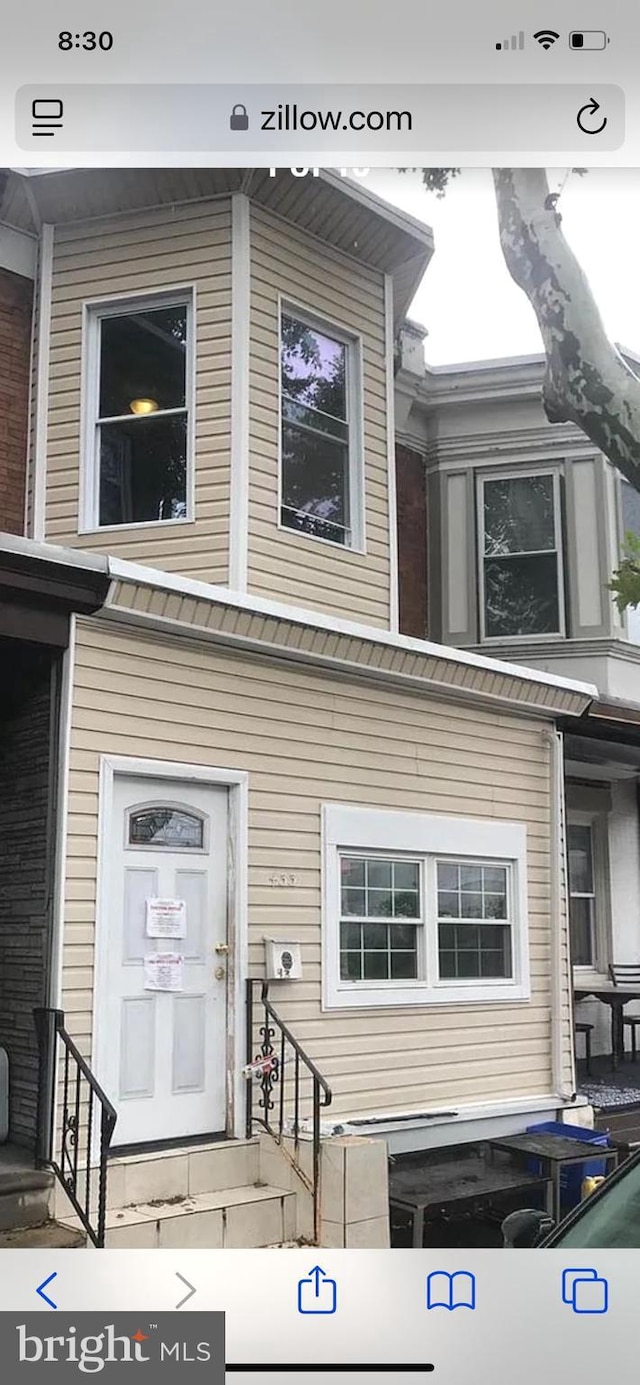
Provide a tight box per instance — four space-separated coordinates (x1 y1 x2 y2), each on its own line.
493 168 640 490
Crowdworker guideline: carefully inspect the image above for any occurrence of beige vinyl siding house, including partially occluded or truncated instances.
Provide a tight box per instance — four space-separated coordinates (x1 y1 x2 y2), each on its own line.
0 167 598 1248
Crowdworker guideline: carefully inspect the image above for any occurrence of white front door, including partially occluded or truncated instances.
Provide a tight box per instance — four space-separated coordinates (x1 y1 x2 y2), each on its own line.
97 775 229 1147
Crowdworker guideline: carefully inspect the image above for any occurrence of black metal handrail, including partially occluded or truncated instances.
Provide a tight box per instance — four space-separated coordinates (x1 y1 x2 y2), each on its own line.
245 979 332 1242
34 1007 117 1248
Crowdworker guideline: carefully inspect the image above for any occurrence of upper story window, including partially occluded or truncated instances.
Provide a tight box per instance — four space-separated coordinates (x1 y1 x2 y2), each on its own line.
280 306 363 549
83 291 193 530
479 471 565 640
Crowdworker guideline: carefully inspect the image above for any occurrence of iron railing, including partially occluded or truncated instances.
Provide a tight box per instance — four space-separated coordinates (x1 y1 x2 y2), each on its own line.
245 979 332 1242
34 1007 117 1248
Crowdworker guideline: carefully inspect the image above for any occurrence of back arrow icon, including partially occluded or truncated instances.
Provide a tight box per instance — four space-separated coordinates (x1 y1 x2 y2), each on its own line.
577 98 608 134
175 1272 196 1309
36 1272 57 1309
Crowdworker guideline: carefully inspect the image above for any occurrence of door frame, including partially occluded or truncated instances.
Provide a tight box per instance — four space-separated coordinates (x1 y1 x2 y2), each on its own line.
92 755 249 1147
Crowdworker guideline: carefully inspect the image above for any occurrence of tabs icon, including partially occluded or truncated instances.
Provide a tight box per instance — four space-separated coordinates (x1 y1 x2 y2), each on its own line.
31 99 64 137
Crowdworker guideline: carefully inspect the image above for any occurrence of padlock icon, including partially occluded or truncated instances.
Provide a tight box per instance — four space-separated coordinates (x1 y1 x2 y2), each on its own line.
230 103 249 132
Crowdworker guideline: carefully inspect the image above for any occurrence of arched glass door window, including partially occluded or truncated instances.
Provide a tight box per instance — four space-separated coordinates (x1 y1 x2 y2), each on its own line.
127 805 205 850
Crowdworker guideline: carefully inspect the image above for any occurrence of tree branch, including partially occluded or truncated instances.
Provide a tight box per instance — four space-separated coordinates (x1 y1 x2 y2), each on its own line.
493 168 640 490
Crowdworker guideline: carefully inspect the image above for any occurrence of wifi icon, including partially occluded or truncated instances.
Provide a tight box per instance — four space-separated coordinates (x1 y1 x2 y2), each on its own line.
534 29 560 48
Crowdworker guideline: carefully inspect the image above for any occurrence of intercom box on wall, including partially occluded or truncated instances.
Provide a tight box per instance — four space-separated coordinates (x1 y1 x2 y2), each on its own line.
264 940 303 980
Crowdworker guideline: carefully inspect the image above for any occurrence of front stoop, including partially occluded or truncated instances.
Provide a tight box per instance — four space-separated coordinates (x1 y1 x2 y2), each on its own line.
57 1138 297 1248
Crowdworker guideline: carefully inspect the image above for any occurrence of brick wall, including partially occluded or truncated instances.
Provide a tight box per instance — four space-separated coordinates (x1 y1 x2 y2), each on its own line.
396 443 427 638
0 268 32 535
0 647 59 1148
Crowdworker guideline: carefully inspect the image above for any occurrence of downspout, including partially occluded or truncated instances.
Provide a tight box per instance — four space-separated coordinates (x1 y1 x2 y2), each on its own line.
546 726 576 1102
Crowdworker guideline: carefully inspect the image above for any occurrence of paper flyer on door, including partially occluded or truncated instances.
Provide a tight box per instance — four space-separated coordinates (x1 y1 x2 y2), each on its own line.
145 897 187 938
144 952 185 991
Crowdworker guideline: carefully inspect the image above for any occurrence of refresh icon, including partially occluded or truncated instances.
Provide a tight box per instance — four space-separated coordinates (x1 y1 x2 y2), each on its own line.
577 97 608 134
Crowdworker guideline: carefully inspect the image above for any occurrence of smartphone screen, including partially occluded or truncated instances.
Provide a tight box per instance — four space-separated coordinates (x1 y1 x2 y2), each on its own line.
0 4 638 1381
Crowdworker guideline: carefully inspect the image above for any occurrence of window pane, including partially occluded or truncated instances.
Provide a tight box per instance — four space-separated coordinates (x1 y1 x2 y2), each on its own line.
341 858 365 888
99 414 187 526
281 423 349 545
460 865 483 891
391 951 418 980
570 896 595 966
622 478 640 540
340 923 362 950
363 923 388 950
437 863 459 891
484 866 507 892
281 314 346 422
341 888 365 916
363 951 388 980
367 889 394 917
129 808 203 848
99 305 187 419
461 892 483 919
392 923 419 949
282 397 348 443
340 951 362 980
484 553 560 637
437 890 460 919
394 862 420 890
393 890 420 919
484 475 556 556
568 824 594 894
367 860 392 889
484 893 508 920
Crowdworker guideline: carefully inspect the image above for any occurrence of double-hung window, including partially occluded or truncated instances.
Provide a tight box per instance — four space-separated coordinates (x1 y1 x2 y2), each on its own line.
84 292 193 529
280 307 362 548
324 806 529 1008
479 471 564 639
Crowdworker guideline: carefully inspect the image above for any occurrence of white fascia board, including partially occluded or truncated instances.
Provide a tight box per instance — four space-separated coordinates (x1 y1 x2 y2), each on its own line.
0 530 109 577
106 554 597 703
0 223 37 279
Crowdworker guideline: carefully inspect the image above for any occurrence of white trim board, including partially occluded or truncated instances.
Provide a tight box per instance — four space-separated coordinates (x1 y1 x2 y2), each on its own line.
32 223 54 542
228 193 250 591
385 275 399 634
91 756 249 1149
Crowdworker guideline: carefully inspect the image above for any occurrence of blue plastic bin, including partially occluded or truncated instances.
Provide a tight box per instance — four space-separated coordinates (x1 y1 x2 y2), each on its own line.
526 1121 610 1208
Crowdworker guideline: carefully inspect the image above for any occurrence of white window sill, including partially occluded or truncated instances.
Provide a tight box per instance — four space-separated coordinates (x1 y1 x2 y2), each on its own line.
324 981 530 1010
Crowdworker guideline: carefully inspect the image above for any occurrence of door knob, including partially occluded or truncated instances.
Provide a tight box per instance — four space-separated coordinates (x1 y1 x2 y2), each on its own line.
214 965 226 981
214 943 230 955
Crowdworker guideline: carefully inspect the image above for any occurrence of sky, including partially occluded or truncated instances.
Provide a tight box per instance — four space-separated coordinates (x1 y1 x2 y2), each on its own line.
365 168 640 367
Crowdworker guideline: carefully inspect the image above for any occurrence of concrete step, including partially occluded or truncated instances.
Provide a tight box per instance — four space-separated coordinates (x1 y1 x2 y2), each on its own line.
60 1183 296 1248
0 1220 85 1248
0 1169 54 1232
53 1137 261 1219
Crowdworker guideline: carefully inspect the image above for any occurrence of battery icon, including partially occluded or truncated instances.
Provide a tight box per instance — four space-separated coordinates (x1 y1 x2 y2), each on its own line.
569 30 609 49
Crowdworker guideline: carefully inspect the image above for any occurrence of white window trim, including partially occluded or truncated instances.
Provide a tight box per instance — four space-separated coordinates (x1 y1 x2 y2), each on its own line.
477 466 566 644
568 808 611 978
277 295 365 554
322 804 530 1009
79 285 196 534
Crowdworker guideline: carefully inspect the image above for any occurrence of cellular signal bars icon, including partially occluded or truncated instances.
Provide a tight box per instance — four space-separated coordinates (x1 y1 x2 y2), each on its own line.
496 31 525 50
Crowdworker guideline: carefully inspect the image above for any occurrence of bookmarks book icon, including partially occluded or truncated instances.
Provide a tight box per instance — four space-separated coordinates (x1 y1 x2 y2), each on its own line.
426 1271 476 1310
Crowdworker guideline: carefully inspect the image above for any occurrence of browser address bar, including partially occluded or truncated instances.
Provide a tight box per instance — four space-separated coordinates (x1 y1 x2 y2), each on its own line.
16 84 624 151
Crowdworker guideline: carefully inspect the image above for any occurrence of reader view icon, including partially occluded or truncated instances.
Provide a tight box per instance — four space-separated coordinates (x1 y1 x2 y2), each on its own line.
298 1266 337 1315
31 99 64 137
426 1270 476 1311
562 1268 609 1314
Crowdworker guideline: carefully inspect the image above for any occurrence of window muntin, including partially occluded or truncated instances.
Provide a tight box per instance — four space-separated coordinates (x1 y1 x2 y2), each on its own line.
436 861 512 980
568 822 597 967
339 856 421 981
128 807 204 850
88 297 191 529
481 473 563 638
280 310 357 547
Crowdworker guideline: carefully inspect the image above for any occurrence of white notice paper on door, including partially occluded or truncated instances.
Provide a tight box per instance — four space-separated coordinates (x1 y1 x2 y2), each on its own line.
144 952 184 991
145 897 187 939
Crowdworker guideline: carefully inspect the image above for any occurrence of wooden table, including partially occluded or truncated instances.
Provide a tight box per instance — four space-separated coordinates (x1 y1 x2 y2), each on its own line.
574 979 640 1068
488 1131 618 1222
389 1153 552 1249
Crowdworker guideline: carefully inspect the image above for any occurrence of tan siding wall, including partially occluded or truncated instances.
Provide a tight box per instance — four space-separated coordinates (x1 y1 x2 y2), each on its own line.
44 201 232 582
247 206 391 627
62 618 568 1119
